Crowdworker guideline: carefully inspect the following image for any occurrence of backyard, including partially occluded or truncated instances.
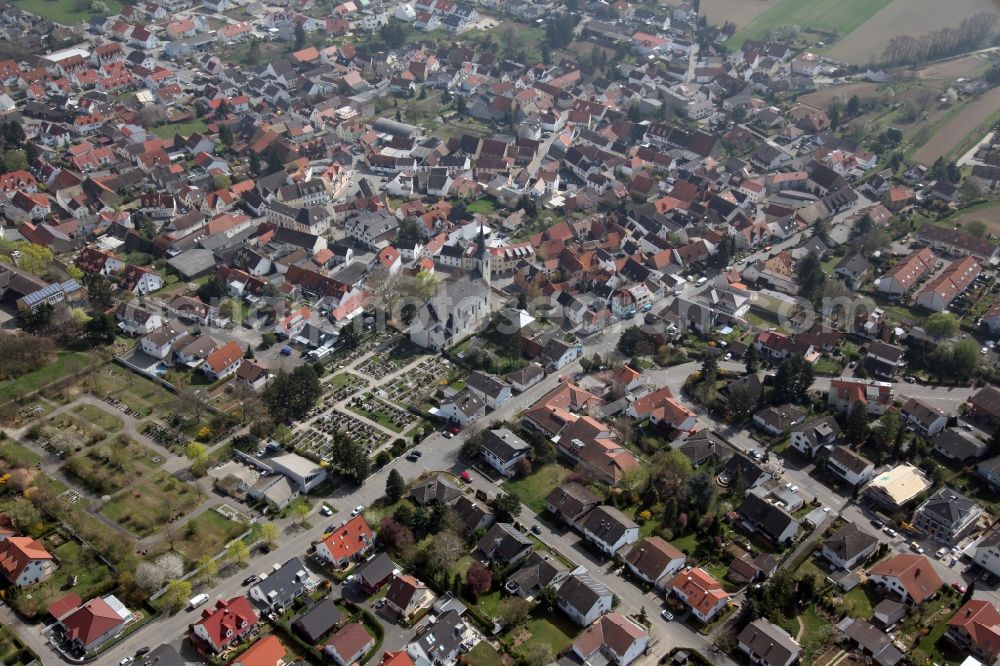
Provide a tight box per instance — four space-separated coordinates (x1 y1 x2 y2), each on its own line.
508 614 578 663
503 464 572 513
171 509 248 563
101 471 203 537
11 537 115 619
150 119 210 140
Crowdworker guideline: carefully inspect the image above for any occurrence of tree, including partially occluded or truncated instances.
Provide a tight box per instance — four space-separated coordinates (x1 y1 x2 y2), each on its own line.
687 471 717 513
135 561 166 591
650 449 693 501
846 94 861 117
21 302 53 334
466 562 492 600
86 274 115 309
797 251 826 304
83 313 117 347
2 148 26 172
156 552 184 580
498 597 532 627
618 326 653 357
522 644 554 666
329 430 370 484
263 365 322 423
829 103 841 130
952 338 980 378
494 492 522 523
162 579 192 613
385 468 406 503
198 554 218 581
843 402 869 445
745 344 761 374
964 217 987 237
185 442 209 475
260 522 279 546
378 517 414 552
460 431 484 460
227 539 250 566
429 531 464 571
289 497 312 526
963 580 976 604
294 22 306 50
218 124 234 149
925 312 959 338
771 355 814 405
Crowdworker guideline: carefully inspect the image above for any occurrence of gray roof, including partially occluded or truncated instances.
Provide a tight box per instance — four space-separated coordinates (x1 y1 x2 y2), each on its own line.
822 523 878 562
481 428 531 463
251 556 310 607
737 494 798 543
738 619 801 666
409 475 461 505
292 598 342 643
507 552 568 596
356 553 396 588
916 487 982 528
166 248 217 278
932 428 987 462
466 370 510 399
557 571 611 615
409 609 465 662
476 523 532 564
579 505 639 547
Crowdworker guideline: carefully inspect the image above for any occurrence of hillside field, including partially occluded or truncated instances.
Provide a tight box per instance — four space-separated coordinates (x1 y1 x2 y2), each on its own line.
727 0 893 48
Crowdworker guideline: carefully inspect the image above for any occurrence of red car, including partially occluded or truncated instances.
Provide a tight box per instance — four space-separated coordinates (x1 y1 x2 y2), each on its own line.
447 426 461 435
952 581 967 594
460 470 472 483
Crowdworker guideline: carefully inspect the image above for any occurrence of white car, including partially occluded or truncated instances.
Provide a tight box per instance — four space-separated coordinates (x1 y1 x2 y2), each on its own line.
320 505 333 516
442 431 454 439
351 505 364 516
120 659 134 666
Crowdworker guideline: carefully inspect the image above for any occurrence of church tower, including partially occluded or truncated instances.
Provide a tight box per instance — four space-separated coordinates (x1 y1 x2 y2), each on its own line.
474 220 491 285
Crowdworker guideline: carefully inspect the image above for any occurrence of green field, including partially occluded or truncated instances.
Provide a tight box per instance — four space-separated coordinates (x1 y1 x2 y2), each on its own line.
0 352 93 403
503 464 571 513
151 119 210 139
172 509 247 562
728 0 894 48
102 471 202 537
0 440 41 468
10 0 123 25
71 404 123 433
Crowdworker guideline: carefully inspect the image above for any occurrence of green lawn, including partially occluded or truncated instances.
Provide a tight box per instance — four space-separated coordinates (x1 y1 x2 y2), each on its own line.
102 471 202 537
840 583 878 619
11 538 115 620
465 642 503 666
466 198 498 214
0 440 41 467
669 533 699 557
172 509 248 563
813 356 842 376
728 0 894 47
90 364 178 418
0 352 94 404
513 615 578 662
71 404 123 433
503 464 571 513
10 0 122 24
912 614 967 666
151 119 210 139
477 590 502 619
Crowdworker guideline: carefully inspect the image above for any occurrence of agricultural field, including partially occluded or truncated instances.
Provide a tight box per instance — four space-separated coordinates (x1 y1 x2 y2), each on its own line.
699 0 781 31
954 202 1000 236
914 86 1000 163
10 0 123 24
102 471 203 537
826 0 999 63
0 352 93 404
727 0 893 48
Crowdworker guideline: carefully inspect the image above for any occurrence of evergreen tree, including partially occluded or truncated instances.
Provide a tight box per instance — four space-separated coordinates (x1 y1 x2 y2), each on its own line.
385 469 406 503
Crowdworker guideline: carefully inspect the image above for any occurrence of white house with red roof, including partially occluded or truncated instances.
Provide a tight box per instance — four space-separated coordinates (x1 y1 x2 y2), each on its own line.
192 596 259 653
202 340 244 380
0 536 55 587
625 386 697 433
572 612 649 666
275 305 311 338
946 599 1000 664
670 567 731 623
58 595 132 652
869 553 942 605
828 379 893 415
314 515 375 568
325 622 375 666
375 245 402 274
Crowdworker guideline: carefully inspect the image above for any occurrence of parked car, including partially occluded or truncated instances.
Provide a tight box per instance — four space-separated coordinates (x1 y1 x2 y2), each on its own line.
406 450 422 461
447 426 461 434
909 541 924 554
351 505 365 516
531 525 542 535
936 547 949 559
460 470 472 482
952 581 967 594
320 505 333 516
870 519 883 529
884 527 897 538
661 610 674 621
442 431 454 439
135 647 150 657
242 575 259 586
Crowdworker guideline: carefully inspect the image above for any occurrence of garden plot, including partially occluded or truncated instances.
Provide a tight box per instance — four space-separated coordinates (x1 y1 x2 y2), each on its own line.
62 436 164 495
346 394 417 433
333 332 398 367
379 356 459 406
101 471 203 537
27 416 105 456
355 354 408 381
142 421 188 451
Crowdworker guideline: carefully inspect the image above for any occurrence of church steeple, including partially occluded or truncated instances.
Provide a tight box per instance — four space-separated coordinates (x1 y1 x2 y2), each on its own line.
475 219 490 286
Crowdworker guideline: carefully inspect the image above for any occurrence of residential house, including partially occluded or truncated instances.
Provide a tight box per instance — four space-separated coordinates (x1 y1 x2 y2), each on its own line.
480 428 531 478
58 595 132 653
248 557 314 612
790 416 840 458
933 428 988 463
557 570 614 627
0 536 55 587
437 388 486 426
405 610 469 666
292 598 344 644
192 597 259 653
506 552 569 599
355 553 397 594
865 463 933 511
869 554 943 604
572 612 650 666
825 445 875 487
737 619 802 666
900 398 949 437
232 635 286 666
946 600 1000 665
737 494 799 547
315 515 375 567
864 341 905 378
969 385 1000 430
579 505 641 557
465 371 512 409
546 483 600 526
409 475 461 506
670 567 731 623
385 575 432 620
202 340 244 380
752 404 806 437
912 487 983 544
475 523 533 566
974 523 1000 578
452 495 495 533
325 623 375 666
916 256 981 312
821 524 879 570
625 386 697 432
624 537 686 588
828 379 892 415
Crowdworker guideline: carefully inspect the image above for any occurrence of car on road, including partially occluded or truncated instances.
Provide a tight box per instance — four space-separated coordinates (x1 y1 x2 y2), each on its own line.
952 581 967 594
120 658 133 666
884 527 897 538
910 541 924 554
962 424 975 432
661 610 674 621
904 376 916 383
531 525 542 535
724 352 732 360
351 505 364 516
280 346 293 356
460 470 473 482
135 647 150 657
870 519 883 529
242 575 259 586
406 450 422 461
935 547 949 559
447 426 461 434
442 431 454 439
